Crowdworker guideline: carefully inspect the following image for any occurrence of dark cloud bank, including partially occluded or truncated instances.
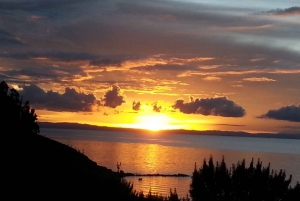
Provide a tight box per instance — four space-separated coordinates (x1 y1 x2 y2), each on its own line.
266 6 300 16
20 84 97 112
19 83 126 112
153 102 162 112
173 97 245 117
101 84 125 109
0 28 24 46
132 101 141 111
259 105 300 122
0 51 142 66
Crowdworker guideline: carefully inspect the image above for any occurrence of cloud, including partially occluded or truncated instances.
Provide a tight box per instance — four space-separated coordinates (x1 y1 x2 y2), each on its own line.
101 84 125 108
259 105 300 122
243 77 276 82
203 76 221 81
131 64 198 72
19 84 98 112
169 57 214 65
0 0 92 13
0 28 24 46
226 25 274 31
89 57 123 67
153 102 162 112
177 68 300 78
198 65 221 70
266 7 300 16
132 101 141 111
0 51 97 62
214 123 245 127
89 55 144 67
0 51 147 70
173 97 245 117
1 65 84 86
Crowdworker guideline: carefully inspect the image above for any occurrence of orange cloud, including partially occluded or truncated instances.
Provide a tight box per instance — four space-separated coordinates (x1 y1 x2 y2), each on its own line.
198 65 221 70
243 77 276 82
177 69 300 77
169 57 214 65
203 76 221 81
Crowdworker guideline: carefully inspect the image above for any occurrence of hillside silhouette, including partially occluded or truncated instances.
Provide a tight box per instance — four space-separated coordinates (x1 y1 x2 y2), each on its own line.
1 81 134 200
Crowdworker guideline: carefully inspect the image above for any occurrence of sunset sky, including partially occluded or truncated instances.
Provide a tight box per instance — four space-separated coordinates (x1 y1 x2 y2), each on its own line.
1 0 300 134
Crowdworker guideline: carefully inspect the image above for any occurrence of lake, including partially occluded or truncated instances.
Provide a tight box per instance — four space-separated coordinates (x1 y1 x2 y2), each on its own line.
42 128 300 198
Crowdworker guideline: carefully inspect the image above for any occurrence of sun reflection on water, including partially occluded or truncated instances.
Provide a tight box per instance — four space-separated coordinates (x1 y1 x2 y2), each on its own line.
144 144 159 173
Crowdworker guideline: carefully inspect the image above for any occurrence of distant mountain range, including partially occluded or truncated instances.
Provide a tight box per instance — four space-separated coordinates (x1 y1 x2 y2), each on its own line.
38 122 300 140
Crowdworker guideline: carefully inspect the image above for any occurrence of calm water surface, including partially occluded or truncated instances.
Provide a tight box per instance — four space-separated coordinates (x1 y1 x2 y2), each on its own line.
43 128 300 198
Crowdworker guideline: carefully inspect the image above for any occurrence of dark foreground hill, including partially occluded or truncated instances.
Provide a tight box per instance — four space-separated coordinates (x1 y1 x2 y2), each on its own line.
3 133 134 200
0 80 134 200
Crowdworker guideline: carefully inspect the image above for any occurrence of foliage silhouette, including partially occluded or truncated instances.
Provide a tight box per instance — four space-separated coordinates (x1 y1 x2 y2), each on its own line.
0 81 39 135
190 156 300 201
130 188 189 201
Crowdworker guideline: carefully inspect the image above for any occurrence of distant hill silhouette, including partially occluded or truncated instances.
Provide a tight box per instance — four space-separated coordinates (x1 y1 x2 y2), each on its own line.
39 121 300 140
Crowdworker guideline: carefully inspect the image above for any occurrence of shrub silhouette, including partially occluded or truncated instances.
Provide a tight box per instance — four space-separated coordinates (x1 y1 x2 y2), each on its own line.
190 156 299 201
0 81 39 135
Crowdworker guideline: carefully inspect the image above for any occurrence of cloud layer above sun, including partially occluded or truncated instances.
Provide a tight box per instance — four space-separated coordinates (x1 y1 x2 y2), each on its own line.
1 0 300 132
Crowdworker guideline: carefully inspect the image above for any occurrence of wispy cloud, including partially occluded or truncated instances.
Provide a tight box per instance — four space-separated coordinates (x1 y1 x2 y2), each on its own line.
0 51 140 65
214 123 245 127
243 77 276 82
203 76 221 81
198 65 221 70
226 24 274 31
0 28 24 46
169 57 214 65
177 69 300 78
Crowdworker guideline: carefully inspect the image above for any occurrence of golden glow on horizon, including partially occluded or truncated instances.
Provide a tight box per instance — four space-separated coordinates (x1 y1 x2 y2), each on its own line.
37 109 275 134
133 113 179 131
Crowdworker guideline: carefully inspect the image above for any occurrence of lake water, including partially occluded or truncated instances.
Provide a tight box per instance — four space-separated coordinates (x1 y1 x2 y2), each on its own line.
42 128 300 198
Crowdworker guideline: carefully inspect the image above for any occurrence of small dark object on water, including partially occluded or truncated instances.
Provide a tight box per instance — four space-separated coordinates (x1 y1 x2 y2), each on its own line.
138 178 142 181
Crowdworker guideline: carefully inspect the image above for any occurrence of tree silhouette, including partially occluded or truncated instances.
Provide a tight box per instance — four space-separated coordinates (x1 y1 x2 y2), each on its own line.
0 81 39 135
190 156 299 201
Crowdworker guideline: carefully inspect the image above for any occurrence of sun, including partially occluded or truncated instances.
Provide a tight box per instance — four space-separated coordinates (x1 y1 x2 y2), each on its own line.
133 113 177 131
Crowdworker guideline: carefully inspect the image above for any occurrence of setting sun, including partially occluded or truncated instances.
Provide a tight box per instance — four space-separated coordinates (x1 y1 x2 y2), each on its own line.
133 113 178 131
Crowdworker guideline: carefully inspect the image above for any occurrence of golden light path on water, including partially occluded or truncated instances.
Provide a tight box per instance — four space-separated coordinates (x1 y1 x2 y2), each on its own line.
124 176 191 198
54 137 300 198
